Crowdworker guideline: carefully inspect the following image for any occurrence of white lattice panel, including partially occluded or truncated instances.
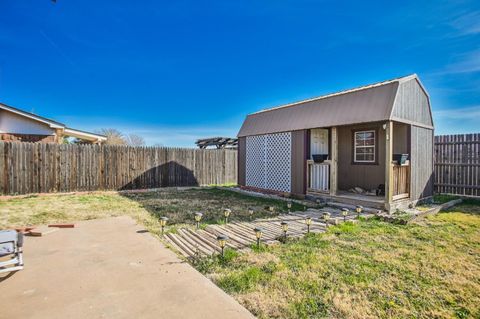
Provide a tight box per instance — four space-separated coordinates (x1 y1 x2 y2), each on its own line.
246 132 291 193
246 135 267 189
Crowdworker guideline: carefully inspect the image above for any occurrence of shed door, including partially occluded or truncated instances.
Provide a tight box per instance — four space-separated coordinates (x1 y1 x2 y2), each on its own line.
246 132 291 192
310 128 329 157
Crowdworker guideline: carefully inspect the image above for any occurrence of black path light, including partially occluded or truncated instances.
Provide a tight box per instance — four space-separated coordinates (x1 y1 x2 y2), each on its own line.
356 205 363 218
305 216 312 233
160 217 169 235
322 212 331 228
223 208 231 224
281 221 288 240
217 234 229 257
287 200 292 213
254 227 263 248
341 208 349 222
194 212 203 230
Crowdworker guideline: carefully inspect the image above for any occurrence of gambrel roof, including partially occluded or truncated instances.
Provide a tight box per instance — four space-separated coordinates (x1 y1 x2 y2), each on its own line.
237 74 433 137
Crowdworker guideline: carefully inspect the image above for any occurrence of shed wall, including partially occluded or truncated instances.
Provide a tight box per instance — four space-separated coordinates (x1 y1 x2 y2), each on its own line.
391 79 433 127
238 137 246 186
337 123 386 191
410 126 434 200
291 130 307 195
393 122 409 154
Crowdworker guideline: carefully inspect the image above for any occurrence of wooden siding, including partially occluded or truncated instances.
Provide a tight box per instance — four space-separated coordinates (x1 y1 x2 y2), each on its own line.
410 126 434 200
0 142 237 195
291 130 307 195
392 164 410 198
237 137 246 186
434 133 480 197
337 123 386 191
391 78 433 127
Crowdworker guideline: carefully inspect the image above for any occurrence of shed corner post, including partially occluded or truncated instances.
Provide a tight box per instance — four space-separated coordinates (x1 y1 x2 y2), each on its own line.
329 126 338 196
385 121 394 210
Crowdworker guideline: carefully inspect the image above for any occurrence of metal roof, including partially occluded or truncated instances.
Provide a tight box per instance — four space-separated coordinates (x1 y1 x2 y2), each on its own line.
237 74 420 137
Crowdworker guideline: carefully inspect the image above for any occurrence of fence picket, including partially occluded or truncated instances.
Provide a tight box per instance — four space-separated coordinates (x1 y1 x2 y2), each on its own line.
0 142 238 195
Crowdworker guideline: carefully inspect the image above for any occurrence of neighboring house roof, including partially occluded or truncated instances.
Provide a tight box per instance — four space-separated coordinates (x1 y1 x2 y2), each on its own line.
237 74 433 137
0 102 107 142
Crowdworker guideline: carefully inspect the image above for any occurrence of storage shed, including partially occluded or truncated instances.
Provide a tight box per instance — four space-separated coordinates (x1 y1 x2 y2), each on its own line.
237 74 434 211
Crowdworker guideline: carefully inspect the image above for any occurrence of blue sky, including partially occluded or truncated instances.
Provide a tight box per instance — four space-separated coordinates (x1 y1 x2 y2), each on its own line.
0 0 479 146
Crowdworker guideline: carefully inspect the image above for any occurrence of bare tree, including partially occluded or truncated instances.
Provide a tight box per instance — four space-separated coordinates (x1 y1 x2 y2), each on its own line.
125 134 146 146
98 128 126 145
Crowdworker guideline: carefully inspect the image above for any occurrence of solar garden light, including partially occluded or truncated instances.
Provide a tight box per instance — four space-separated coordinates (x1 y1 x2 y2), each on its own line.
268 206 275 213
322 212 331 228
305 216 312 233
341 208 349 222
356 205 363 218
194 212 203 230
254 227 263 248
224 208 231 224
248 207 254 220
287 200 292 213
159 217 169 235
217 234 228 257
281 221 289 240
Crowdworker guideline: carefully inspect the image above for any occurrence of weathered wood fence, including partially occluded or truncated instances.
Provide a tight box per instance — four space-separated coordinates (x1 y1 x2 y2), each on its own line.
0 142 237 195
434 133 480 197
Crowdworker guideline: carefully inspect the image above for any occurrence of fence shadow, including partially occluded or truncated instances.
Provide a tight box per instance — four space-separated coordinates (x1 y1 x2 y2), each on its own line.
120 161 199 190
118 161 200 223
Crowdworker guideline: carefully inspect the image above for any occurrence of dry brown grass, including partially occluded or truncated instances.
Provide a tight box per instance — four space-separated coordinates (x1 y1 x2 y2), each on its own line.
0 187 301 236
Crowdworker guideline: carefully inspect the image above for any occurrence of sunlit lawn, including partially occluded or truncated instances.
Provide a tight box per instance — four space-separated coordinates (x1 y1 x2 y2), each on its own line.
197 200 480 319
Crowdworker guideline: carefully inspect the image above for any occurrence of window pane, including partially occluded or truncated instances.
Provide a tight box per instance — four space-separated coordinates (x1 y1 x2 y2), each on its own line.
364 147 374 154
364 132 374 139
354 130 375 162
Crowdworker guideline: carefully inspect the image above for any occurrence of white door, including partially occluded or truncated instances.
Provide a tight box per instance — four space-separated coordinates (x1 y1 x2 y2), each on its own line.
310 128 329 157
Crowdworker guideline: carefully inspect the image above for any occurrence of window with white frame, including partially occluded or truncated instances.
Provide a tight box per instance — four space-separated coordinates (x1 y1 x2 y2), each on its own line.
354 130 375 163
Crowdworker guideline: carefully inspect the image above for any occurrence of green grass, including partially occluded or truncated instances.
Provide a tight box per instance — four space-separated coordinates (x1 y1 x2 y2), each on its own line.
197 201 480 319
433 194 461 204
0 188 303 237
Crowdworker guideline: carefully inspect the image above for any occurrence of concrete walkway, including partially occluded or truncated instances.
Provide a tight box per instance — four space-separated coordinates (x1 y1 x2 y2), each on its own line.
0 217 255 319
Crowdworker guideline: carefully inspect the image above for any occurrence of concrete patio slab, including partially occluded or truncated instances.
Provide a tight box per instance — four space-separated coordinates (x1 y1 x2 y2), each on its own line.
0 216 255 319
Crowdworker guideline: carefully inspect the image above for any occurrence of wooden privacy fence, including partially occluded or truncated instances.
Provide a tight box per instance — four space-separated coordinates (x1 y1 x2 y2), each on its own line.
0 142 237 195
434 133 480 197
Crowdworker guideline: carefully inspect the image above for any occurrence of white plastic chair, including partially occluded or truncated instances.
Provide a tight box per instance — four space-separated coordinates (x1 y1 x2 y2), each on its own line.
0 230 24 274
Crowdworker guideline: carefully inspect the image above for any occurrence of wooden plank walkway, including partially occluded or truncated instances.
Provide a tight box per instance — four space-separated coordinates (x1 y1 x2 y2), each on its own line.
164 208 369 258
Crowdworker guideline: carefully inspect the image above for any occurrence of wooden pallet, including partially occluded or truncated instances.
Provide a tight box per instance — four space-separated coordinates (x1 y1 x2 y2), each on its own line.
163 209 368 258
